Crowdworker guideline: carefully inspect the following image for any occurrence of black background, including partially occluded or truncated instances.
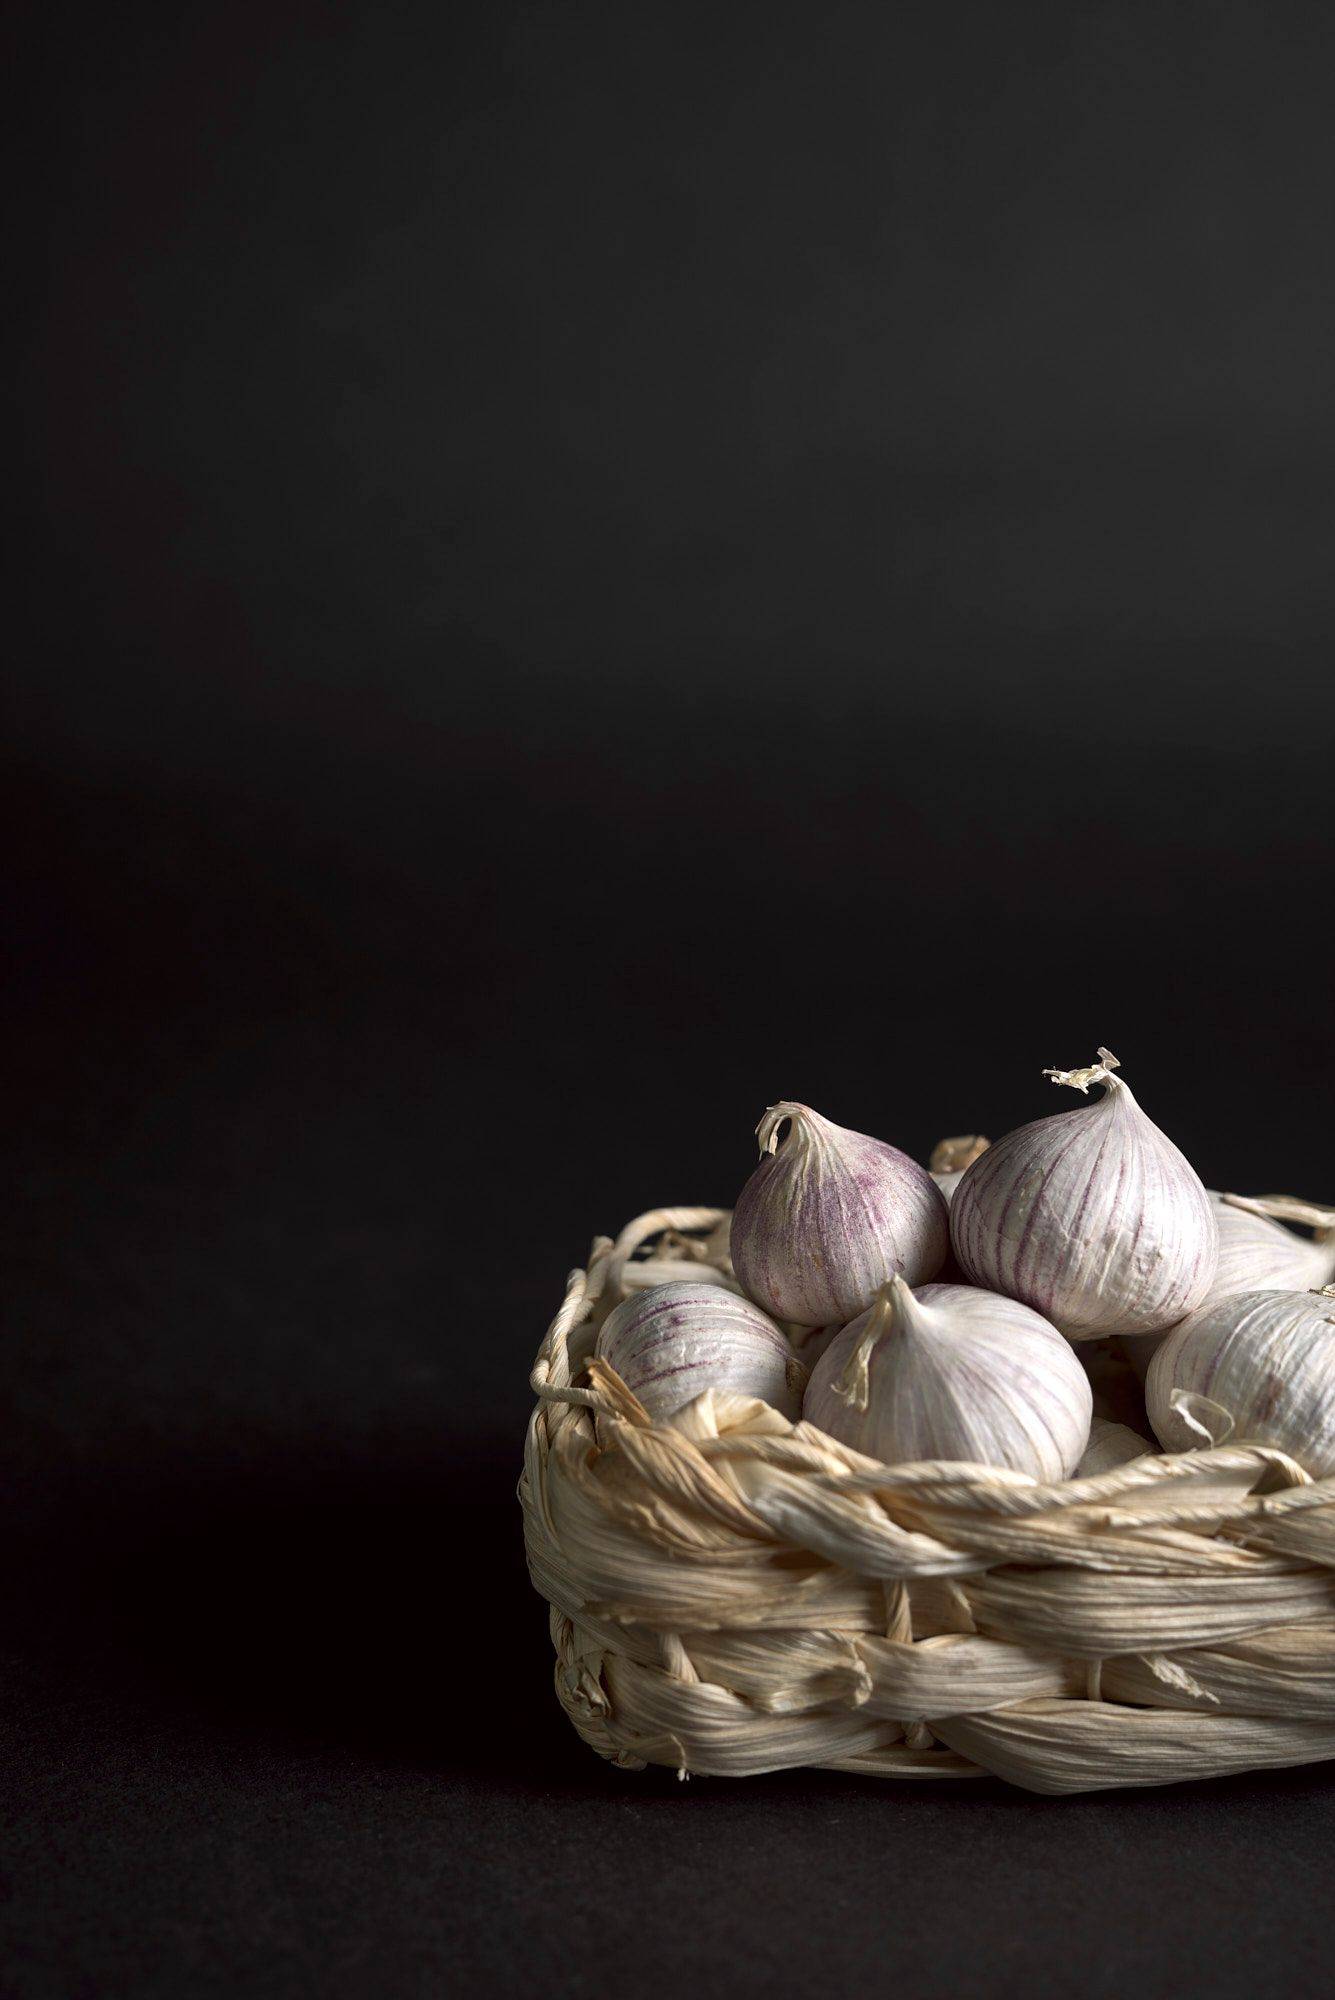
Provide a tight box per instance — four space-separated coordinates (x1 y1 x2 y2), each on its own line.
6 2 1335 1993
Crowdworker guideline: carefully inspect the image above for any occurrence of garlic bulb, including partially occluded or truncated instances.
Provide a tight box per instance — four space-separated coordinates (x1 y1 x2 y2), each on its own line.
1146 1286 1335 1477
731 1102 948 1327
1209 1192 1335 1294
1076 1416 1153 1475
786 1320 844 1370
803 1277 1092 1481
950 1048 1217 1341
595 1280 805 1422
1120 1188 1335 1382
929 1134 991 1204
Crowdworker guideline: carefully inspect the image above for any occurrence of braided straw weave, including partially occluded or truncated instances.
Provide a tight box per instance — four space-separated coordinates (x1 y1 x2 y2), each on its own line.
522 1208 1335 1794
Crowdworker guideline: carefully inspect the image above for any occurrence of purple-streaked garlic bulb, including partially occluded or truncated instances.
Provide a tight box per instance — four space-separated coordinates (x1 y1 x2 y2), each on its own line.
594 1281 805 1422
1146 1286 1335 1477
950 1048 1217 1342
731 1102 948 1327
1076 1416 1153 1475
1121 1189 1335 1380
803 1277 1092 1481
929 1133 991 1205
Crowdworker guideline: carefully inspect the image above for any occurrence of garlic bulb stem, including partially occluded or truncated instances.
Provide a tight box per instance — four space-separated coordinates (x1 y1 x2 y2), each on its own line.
1041 1047 1121 1094
930 1136 991 1212
1223 1192 1335 1243
755 1104 800 1157
929 1135 991 1175
833 1287 897 1411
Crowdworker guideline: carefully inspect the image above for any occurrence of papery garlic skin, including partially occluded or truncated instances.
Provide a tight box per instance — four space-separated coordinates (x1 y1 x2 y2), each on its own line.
1076 1416 1153 1475
803 1278 1092 1481
595 1281 805 1422
929 1134 991 1206
950 1050 1217 1341
1146 1287 1335 1478
731 1102 948 1327
1120 1189 1335 1382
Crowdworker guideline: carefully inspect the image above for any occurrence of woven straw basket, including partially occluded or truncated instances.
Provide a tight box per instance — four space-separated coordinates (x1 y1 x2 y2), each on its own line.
522 1207 1335 1795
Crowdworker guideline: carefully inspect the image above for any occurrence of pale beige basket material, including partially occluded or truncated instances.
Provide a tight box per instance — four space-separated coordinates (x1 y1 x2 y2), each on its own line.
521 1208 1335 1795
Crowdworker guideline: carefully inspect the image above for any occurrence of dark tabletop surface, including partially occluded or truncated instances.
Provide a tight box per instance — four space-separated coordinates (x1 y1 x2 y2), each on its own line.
8 0 1335 1991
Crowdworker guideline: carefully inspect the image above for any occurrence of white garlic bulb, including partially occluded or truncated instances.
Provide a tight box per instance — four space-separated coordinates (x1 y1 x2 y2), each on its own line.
1208 1192 1335 1294
803 1278 1092 1481
929 1134 991 1205
731 1102 948 1327
950 1048 1217 1341
1146 1286 1335 1477
595 1280 805 1422
786 1320 844 1371
1076 1416 1153 1475
1120 1188 1335 1381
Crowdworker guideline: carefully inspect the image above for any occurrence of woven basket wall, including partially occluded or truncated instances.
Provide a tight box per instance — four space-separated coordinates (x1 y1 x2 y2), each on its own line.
521 1208 1335 1795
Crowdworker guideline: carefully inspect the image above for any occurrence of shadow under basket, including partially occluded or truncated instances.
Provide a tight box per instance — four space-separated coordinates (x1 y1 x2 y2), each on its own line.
521 1208 1335 1796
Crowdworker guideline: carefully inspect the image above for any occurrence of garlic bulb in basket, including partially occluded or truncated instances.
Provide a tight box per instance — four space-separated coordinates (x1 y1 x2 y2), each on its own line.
786 1320 844 1370
1146 1286 1335 1477
929 1134 991 1204
595 1280 805 1421
731 1102 948 1326
1121 1189 1335 1380
803 1277 1092 1481
950 1048 1217 1341
1209 1192 1335 1294
1076 1416 1153 1475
